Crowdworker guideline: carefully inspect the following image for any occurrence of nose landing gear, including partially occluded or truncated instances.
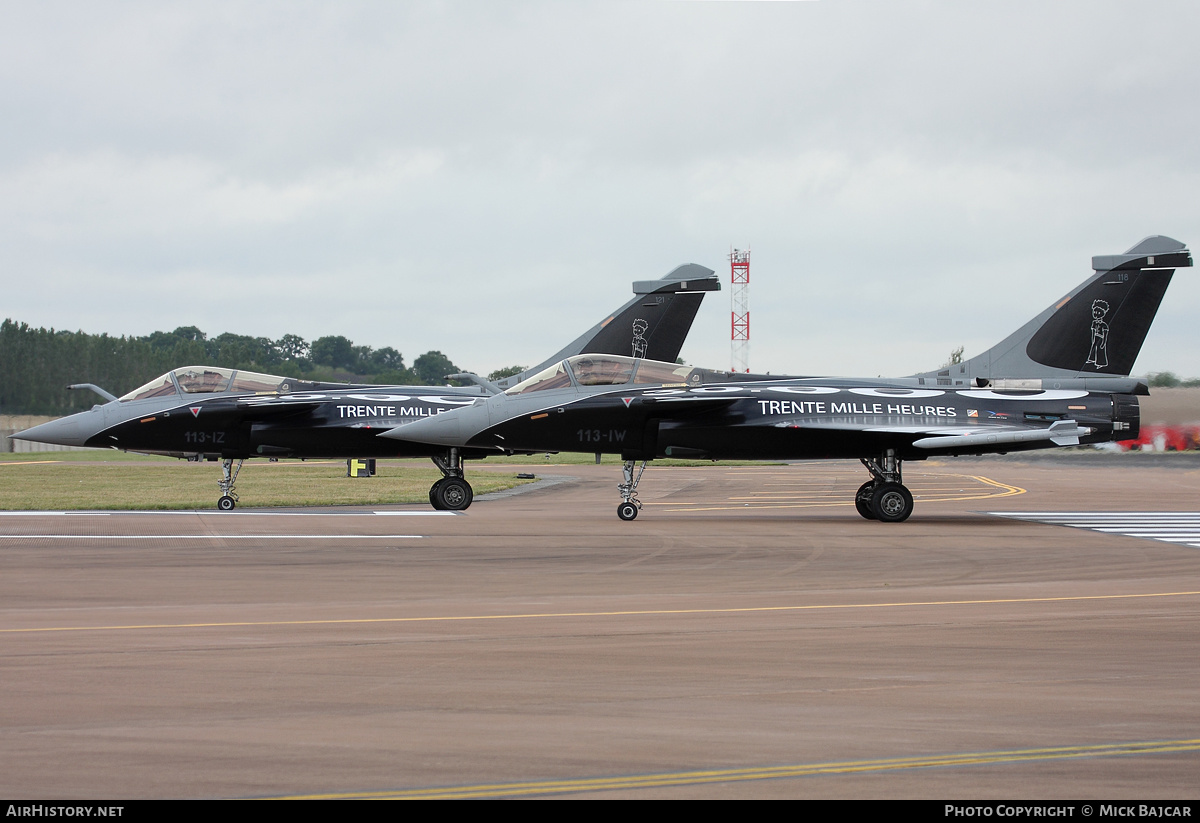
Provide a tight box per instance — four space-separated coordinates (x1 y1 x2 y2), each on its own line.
216 458 243 511
428 449 474 511
856 449 914 523
616 460 648 521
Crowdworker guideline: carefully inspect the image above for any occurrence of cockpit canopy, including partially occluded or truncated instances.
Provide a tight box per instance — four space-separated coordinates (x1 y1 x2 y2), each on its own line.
118 367 295 402
503 355 695 396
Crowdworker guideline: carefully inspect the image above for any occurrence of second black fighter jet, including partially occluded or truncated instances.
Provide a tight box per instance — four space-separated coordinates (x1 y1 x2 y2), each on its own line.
383 236 1191 522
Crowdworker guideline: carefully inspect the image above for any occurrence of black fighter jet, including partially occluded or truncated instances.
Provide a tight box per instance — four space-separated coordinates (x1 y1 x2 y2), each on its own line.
383 236 1191 522
11 265 720 511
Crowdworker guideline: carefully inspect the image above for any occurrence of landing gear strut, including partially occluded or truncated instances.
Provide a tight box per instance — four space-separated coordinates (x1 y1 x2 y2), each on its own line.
856 449 914 523
428 448 473 511
617 459 648 521
217 458 243 511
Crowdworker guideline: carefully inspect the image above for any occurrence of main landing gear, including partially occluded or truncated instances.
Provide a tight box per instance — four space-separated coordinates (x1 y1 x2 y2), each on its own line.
428 448 474 511
216 458 244 511
855 449 914 523
616 460 648 521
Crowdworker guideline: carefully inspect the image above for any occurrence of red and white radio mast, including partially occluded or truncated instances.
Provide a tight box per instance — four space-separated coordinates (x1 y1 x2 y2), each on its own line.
730 248 750 373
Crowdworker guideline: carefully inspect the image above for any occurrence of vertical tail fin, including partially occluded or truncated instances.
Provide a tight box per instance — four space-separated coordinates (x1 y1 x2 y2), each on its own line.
495 265 719 389
917 236 1191 386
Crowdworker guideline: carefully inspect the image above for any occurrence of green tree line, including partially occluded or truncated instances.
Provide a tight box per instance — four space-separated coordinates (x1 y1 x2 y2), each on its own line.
1148 372 1200 388
0 319 477 415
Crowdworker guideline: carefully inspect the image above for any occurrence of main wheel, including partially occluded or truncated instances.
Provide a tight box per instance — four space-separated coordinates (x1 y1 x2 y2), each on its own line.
871 482 913 523
217 495 236 511
617 502 639 521
854 481 877 520
435 477 473 511
428 479 446 510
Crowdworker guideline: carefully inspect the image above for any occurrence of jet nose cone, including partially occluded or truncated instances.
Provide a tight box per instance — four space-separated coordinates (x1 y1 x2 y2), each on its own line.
11 413 94 448
380 402 490 447
384 413 462 446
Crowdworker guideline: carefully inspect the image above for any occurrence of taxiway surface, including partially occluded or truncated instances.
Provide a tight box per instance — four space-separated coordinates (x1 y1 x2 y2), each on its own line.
1 458 1198 798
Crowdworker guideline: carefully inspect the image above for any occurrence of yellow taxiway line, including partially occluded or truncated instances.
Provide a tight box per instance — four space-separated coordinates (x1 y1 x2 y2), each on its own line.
280 738 1200 798
652 473 1024 511
4 590 1197 635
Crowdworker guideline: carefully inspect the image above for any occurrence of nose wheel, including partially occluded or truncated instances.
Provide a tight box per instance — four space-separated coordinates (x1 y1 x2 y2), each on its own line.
616 460 648 521
428 449 473 511
870 482 913 522
855 450 914 523
432 477 473 511
216 459 243 511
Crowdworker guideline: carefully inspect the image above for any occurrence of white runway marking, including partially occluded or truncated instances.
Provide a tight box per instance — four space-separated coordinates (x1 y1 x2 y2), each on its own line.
0 510 460 517
0 512 444 540
0 535 423 540
990 511 1200 549
0 512 111 517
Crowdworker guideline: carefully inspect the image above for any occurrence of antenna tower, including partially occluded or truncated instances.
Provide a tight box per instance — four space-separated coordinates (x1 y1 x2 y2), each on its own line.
730 248 750 373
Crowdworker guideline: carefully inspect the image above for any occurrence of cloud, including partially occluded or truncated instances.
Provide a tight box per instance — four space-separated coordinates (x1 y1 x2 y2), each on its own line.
2 0 1198 377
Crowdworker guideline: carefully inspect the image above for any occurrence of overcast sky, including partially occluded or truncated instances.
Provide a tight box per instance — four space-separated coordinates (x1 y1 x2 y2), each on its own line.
3 0 1198 379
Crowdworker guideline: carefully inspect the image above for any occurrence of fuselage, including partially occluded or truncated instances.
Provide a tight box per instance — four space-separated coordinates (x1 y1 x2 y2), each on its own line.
108 389 489 460
16 358 1143 465
14 366 495 461
386 355 1141 462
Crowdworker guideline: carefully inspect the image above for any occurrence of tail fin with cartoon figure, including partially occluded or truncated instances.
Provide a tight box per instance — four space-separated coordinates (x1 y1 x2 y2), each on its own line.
916 236 1191 391
493 264 720 389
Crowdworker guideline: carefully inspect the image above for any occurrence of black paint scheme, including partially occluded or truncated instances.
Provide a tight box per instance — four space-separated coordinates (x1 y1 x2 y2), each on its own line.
400 357 1132 467
383 235 1189 520
384 353 1140 522
94 379 495 461
455 373 1135 463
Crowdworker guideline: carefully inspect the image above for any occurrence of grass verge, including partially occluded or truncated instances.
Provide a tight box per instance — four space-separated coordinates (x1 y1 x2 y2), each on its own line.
0 459 535 510
0 450 782 510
